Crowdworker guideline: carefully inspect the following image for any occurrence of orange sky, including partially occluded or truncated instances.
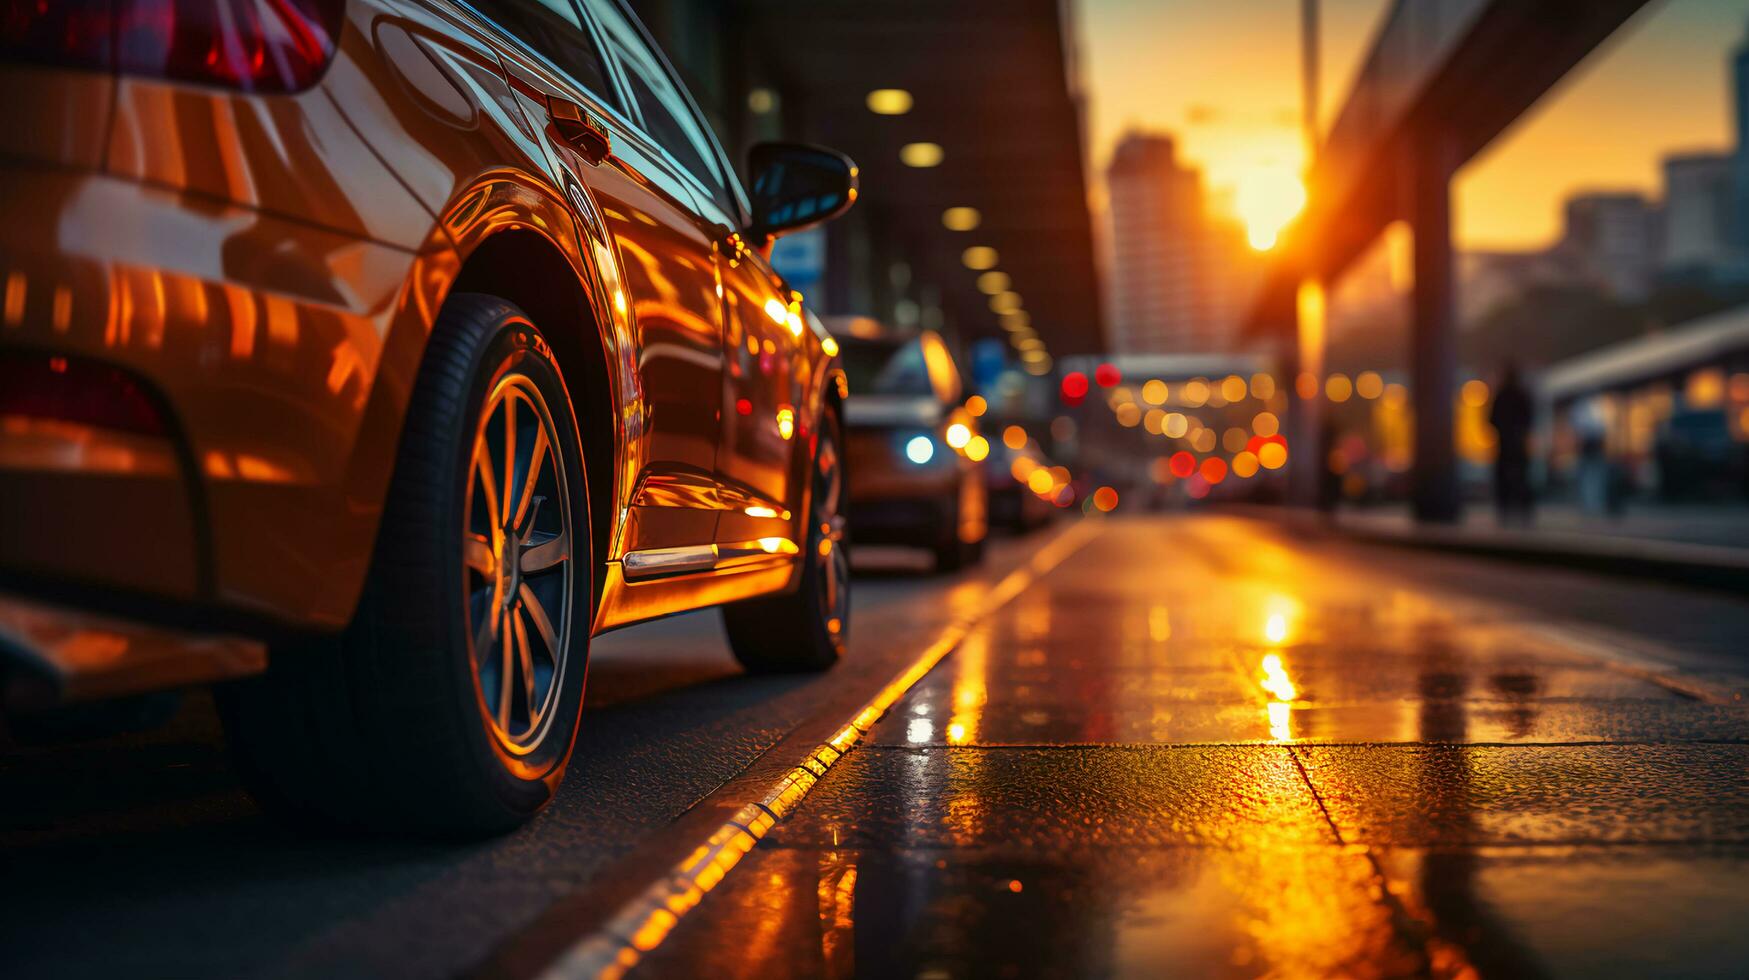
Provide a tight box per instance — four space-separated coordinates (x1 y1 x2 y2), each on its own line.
1079 0 1745 251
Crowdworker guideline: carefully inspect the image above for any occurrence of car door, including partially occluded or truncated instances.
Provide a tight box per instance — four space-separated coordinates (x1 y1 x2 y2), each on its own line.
711 241 809 550
486 0 726 561
581 0 800 554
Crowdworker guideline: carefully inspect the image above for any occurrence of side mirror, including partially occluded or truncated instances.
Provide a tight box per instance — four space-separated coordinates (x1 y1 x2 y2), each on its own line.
746 142 858 241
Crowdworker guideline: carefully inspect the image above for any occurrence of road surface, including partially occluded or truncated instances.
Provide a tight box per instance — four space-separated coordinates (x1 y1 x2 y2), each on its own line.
4 513 1747 978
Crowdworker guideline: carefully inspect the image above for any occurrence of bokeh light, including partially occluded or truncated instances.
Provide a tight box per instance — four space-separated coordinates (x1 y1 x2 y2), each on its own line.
1220 375 1248 403
1356 371 1385 400
1326 373 1353 403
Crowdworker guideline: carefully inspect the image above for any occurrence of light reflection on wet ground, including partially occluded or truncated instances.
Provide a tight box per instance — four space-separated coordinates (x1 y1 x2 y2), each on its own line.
642 514 1749 978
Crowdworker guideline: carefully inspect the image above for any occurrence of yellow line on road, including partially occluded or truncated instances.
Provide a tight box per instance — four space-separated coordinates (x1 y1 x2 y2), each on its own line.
539 518 1105 980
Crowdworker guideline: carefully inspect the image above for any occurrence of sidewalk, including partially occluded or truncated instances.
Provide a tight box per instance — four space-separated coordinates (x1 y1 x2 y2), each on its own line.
1284 503 1749 594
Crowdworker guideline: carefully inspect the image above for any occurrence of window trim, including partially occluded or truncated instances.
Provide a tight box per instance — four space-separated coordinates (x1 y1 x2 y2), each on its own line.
447 0 622 115
576 0 750 227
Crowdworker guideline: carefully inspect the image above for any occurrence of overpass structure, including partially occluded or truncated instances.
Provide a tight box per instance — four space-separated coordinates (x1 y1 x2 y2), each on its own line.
1251 0 1650 520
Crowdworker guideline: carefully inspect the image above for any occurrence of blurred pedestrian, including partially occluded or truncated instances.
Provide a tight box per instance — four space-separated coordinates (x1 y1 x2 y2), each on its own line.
1317 415 1341 519
1488 363 1535 525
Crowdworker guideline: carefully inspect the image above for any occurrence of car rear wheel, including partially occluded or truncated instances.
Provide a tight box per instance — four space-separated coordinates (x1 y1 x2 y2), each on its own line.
722 407 849 673
217 294 591 836
932 475 985 572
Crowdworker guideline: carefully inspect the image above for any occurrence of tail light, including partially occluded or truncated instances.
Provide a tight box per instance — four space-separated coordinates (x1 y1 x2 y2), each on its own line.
0 353 166 437
1 0 345 93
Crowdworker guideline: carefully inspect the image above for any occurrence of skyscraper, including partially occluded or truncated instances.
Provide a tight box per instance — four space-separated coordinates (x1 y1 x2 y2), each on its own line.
1104 133 1227 353
1558 192 1659 300
1662 152 1733 273
1733 18 1749 253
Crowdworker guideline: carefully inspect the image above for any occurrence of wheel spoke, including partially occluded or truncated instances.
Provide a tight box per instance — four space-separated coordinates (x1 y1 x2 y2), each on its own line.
496 606 514 730
502 393 518 519
521 527 570 574
519 581 562 662
818 441 841 514
475 432 502 530
473 598 499 656
513 425 549 530
464 532 494 575
512 612 537 728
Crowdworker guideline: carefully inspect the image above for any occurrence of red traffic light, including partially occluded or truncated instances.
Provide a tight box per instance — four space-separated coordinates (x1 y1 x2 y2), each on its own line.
1061 371 1090 404
1094 362 1121 388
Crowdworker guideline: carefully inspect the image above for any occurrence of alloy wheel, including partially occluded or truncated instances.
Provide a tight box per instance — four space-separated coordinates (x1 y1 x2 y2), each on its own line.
813 431 850 645
462 373 573 754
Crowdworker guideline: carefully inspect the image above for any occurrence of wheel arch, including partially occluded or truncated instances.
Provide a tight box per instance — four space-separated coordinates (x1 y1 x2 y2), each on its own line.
448 226 620 611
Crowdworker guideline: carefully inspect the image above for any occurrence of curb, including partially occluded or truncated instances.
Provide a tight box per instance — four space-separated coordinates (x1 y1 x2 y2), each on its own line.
1248 507 1749 595
532 519 1104 979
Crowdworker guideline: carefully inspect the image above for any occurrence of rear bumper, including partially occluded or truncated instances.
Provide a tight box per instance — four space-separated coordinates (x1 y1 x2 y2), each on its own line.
0 165 427 629
0 591 265 710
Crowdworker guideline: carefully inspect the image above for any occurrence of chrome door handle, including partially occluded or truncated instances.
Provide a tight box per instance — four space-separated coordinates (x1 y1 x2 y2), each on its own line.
549 97 611 165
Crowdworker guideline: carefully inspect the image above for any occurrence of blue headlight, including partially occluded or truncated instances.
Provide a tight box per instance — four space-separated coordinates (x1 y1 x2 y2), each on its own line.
904 435 936 465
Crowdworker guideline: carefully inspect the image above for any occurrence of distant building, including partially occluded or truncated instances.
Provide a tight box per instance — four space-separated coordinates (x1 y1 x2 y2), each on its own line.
1459 250 1570 322
1104 133 1253 354
1557 192 1660 300
1733 18 1749 253
1662 152 1734 274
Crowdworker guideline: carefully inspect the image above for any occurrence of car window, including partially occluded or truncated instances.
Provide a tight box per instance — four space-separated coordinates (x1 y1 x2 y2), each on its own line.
474 0 618 108
840 340 936 398
584 0 738 217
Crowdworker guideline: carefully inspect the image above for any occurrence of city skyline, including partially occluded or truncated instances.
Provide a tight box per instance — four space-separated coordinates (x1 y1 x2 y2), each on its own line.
1080 0 1745 251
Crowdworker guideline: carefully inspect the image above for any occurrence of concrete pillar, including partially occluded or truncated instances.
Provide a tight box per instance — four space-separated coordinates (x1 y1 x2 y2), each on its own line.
1409 142 1461 523
1289 279 1325 510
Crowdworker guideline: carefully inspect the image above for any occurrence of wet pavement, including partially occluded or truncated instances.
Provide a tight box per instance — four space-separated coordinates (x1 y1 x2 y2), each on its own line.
633 514 1749 979
5 514 1749 978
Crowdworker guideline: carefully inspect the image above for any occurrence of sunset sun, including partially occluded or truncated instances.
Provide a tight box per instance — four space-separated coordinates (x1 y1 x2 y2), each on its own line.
1234 164 1307 250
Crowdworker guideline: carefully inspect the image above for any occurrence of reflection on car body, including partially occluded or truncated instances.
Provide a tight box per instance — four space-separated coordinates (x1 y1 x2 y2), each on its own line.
0 0 858 833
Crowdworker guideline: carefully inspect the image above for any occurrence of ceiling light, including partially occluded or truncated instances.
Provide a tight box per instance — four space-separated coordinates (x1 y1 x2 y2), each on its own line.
899 142 944 168
961 246 998 270
866 89 913 115
941 207 980 231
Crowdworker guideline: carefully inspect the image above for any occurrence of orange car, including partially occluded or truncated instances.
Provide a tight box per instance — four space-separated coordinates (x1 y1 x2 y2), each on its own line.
0 0 855 833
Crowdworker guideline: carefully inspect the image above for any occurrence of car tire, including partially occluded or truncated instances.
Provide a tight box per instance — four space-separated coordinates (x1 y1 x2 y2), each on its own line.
722 406 849 674
931 477 983 572
217 294 592 836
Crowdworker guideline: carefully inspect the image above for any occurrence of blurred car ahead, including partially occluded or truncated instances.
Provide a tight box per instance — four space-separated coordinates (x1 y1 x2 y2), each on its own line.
1655 409 1749 500
837 327 988 570
0 0 857 835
